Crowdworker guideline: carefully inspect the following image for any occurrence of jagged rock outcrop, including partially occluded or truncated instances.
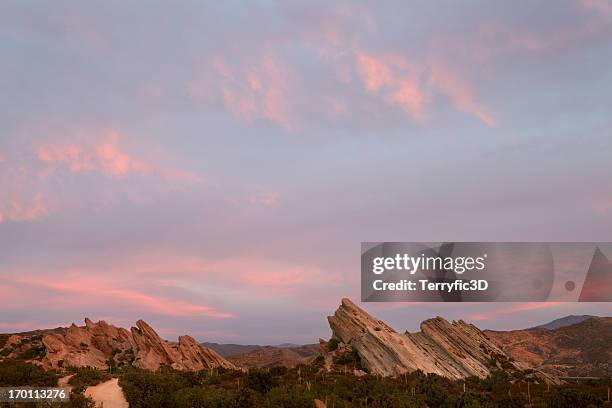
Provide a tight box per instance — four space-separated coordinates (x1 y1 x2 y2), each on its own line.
328 298 537 380
4 335 22 348
176 335 235 370
40 318 236 371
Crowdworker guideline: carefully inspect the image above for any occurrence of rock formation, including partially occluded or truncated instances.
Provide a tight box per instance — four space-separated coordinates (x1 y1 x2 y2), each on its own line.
39 318 236 371
328 298 536 380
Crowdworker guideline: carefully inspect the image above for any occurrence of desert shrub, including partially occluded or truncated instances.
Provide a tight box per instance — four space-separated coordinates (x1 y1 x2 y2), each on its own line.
481 369 510 392
173 386 237 408
312 355 325 366
234 387 259 407
497 395 527 408
0 360 57 386
120 368 176 408
334 347 362 369
269 365 287 376
119 366 228 408
63 392 96 408
15 344 46 360
244 368 274 393
107 359 612 408
544 387 604 408
265 385 313 407
328 338 340 351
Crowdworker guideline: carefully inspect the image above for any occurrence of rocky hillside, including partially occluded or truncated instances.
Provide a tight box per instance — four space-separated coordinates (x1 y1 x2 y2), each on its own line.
0 318 236 372
486 317 612 377
228 344 320 368
327 298 549 381
533 315 596 330
200 342 261 357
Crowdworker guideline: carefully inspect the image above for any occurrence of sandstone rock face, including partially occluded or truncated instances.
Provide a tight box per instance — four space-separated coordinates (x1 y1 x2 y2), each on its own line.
41 318 236 371
176 335 235 370
5 335 22 348
328 298 529 379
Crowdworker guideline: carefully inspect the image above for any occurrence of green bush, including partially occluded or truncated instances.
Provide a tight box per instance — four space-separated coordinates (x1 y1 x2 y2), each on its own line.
244 368 274 393
334 348 363 370
15 344 46 360
266 385 313 407
64 392 96 408
328 338 340 351
269 365 288 376
173 386 237 408
544 388 603 408
0 360 58 386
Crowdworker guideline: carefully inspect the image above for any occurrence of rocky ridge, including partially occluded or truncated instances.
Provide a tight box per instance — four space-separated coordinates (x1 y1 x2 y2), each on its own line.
228 344 321 368
486 316 612 377
3 318 236 371
327 298 549 381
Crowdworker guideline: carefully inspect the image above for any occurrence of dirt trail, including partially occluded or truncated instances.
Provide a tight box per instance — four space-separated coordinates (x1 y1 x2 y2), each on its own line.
84 378 129 408
58 374 73 387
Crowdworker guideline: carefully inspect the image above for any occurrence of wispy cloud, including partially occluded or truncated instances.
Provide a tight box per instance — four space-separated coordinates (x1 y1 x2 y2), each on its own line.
37 130 196 181
356 52 424 121
7 274 234 319
191 53 296 131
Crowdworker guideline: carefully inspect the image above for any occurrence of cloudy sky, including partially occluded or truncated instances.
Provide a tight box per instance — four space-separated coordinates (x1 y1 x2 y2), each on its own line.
1 1 612 344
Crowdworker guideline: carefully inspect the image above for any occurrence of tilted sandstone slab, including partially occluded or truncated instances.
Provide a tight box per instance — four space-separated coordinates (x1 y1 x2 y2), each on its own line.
41 318 236 371
328 298 528 379
175 335 235 371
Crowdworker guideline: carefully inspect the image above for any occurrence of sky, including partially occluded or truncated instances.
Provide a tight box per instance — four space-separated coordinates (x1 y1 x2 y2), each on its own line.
1 0 612 345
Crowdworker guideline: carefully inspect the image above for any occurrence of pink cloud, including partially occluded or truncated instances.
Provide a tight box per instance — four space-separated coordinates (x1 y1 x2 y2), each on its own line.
355 51 494 125
95 133 152 177
357 53 394 91
384 79 424 120
428 61 496 127
10 275 233 319
580 0 612 20
356 52 424 121
203 54 296 131
0 194 49 224
36 130 197 182
247 189 279 206
37 131 151 178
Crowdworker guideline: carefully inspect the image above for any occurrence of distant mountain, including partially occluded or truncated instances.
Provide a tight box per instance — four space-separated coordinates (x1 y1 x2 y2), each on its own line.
201 342 262 357
486 316 612 377
275 343 302 348
228 344 320 368
533 315 597 330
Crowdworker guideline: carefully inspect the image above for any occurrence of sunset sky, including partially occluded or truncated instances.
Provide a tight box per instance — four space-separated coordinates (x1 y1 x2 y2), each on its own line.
1 1 612 344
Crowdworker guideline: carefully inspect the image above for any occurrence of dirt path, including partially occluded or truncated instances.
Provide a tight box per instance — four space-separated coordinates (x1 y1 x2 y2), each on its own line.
84 378 129 408
58 374 73 387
